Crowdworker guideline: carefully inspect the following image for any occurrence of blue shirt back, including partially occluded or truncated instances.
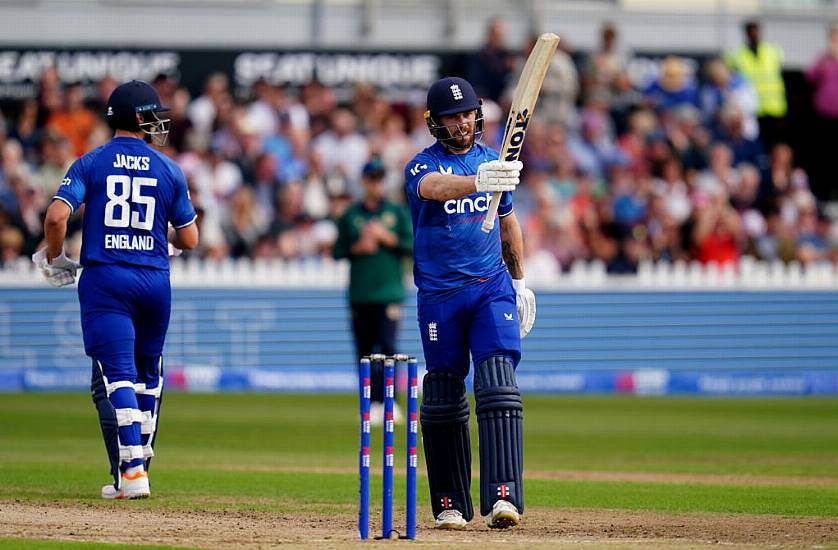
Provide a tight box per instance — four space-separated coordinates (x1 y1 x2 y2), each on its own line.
404 142 513 297
54 136 197 270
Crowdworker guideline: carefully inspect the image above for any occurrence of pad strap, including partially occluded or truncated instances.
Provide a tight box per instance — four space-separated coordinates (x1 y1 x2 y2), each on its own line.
115 408 144 427
97 361 145 470
136 357 164 468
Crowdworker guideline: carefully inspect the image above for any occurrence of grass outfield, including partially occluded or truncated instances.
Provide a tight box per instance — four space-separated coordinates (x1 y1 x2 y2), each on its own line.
1 393 838 549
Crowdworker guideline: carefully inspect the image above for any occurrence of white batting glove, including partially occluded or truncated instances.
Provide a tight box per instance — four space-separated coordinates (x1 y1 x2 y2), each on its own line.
32 248 81 288
512 278 536 339
475 160 523 193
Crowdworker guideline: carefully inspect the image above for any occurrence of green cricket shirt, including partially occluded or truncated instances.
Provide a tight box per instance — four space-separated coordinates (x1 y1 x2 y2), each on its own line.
333 200 413 305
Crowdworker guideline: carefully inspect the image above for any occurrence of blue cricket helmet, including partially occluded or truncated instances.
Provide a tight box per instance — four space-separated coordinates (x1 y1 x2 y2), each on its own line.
425 76 484 149
427 76 481 116
106 80 171 145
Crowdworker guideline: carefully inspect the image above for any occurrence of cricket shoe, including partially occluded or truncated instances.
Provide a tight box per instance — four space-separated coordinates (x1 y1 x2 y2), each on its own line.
435 509 468 530
486 500 520 529
101 467 150 500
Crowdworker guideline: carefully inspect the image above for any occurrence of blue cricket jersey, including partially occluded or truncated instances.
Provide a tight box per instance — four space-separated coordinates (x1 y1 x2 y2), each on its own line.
404 142 513 296
54 136 197 270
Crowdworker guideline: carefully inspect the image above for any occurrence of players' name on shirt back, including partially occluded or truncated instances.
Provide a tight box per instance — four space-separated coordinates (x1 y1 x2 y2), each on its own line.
53 136 196 270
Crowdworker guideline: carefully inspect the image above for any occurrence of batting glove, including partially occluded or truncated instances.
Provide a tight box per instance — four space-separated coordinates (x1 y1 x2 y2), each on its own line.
32 247 81 288
475 160 523 193
512 278 536 339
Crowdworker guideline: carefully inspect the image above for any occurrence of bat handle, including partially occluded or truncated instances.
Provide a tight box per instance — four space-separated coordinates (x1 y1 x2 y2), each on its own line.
481 192 503 233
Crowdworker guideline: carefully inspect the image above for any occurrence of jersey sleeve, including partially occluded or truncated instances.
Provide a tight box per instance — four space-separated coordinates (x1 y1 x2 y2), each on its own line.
497 190 514 218
169 164 197 229
331 210 353 260
52 158 87 213
404 151 440 200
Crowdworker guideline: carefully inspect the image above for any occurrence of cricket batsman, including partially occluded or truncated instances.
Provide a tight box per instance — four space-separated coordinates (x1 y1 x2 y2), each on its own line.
34 80 199 499
404 77 536 529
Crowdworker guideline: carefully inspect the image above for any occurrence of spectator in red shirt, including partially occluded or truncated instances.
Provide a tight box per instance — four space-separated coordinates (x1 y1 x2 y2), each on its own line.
693 192 744 265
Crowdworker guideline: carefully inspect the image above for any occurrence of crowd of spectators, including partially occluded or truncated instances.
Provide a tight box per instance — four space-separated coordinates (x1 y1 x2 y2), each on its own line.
0 20 836 275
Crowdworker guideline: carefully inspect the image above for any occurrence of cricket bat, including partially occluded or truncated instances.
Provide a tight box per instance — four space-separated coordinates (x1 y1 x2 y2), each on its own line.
481 32 559 233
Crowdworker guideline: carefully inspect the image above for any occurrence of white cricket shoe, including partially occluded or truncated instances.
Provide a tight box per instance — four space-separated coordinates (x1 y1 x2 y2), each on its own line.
435 509 468 530
101 467 150 500
486 500 520 529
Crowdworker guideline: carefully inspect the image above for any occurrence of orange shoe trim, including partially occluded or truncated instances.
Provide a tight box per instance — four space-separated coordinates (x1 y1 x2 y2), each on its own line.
122 471 148 481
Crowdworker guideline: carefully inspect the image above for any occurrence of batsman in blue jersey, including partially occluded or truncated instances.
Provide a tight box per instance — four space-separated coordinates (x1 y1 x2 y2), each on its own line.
405 77 536 530
34 80 199 500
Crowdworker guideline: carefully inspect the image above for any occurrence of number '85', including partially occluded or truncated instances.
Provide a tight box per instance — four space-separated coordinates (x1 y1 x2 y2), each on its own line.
104 175 157 230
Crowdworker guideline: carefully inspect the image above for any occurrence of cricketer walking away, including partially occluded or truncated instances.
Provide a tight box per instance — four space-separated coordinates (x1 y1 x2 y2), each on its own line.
33 80 199 500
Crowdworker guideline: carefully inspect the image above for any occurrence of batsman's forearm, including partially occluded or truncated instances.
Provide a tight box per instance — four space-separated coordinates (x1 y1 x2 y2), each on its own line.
44 201 71 261
44 222 66 261
418 173 476 201
500 214 525 279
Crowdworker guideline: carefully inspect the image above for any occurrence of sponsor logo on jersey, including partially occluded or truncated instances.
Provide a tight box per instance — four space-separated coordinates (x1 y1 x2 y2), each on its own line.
443 193 491 215
113 154 150 171
409 162 427 176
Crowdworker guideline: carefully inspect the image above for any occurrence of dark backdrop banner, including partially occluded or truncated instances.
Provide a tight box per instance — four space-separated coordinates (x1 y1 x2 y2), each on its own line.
0 48 463 100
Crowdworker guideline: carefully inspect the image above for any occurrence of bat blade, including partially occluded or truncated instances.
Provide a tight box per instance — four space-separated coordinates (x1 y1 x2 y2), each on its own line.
481 32 559 233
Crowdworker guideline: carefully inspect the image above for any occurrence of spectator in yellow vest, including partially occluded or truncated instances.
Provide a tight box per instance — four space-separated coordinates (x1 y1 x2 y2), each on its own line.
726 21 787 147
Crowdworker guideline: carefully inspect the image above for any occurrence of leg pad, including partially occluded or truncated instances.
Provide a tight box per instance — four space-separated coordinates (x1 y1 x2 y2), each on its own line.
474 356 524 516
420 372 474 521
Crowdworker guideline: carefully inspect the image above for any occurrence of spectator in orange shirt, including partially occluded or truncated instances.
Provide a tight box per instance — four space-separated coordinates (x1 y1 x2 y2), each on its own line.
46 82 97 157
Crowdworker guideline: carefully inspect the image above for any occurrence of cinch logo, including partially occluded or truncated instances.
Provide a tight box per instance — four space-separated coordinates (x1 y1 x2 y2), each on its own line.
443 193 491 214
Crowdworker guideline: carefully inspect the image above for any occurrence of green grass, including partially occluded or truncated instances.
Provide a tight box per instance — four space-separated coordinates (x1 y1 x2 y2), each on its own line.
2 393 838 549
2 393 838 513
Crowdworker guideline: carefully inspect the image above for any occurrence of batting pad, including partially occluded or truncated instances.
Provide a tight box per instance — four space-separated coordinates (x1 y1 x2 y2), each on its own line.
420 372 474 521
474 356 524 516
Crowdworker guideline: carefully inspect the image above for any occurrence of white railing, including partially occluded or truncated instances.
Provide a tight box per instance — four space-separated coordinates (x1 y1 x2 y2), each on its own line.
2 256 837 290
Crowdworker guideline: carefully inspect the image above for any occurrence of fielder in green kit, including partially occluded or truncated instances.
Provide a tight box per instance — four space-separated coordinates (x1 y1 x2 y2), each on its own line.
333 159 413 424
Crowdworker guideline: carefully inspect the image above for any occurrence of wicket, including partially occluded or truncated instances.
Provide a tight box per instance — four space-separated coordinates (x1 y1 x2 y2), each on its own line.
358 354 418 540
